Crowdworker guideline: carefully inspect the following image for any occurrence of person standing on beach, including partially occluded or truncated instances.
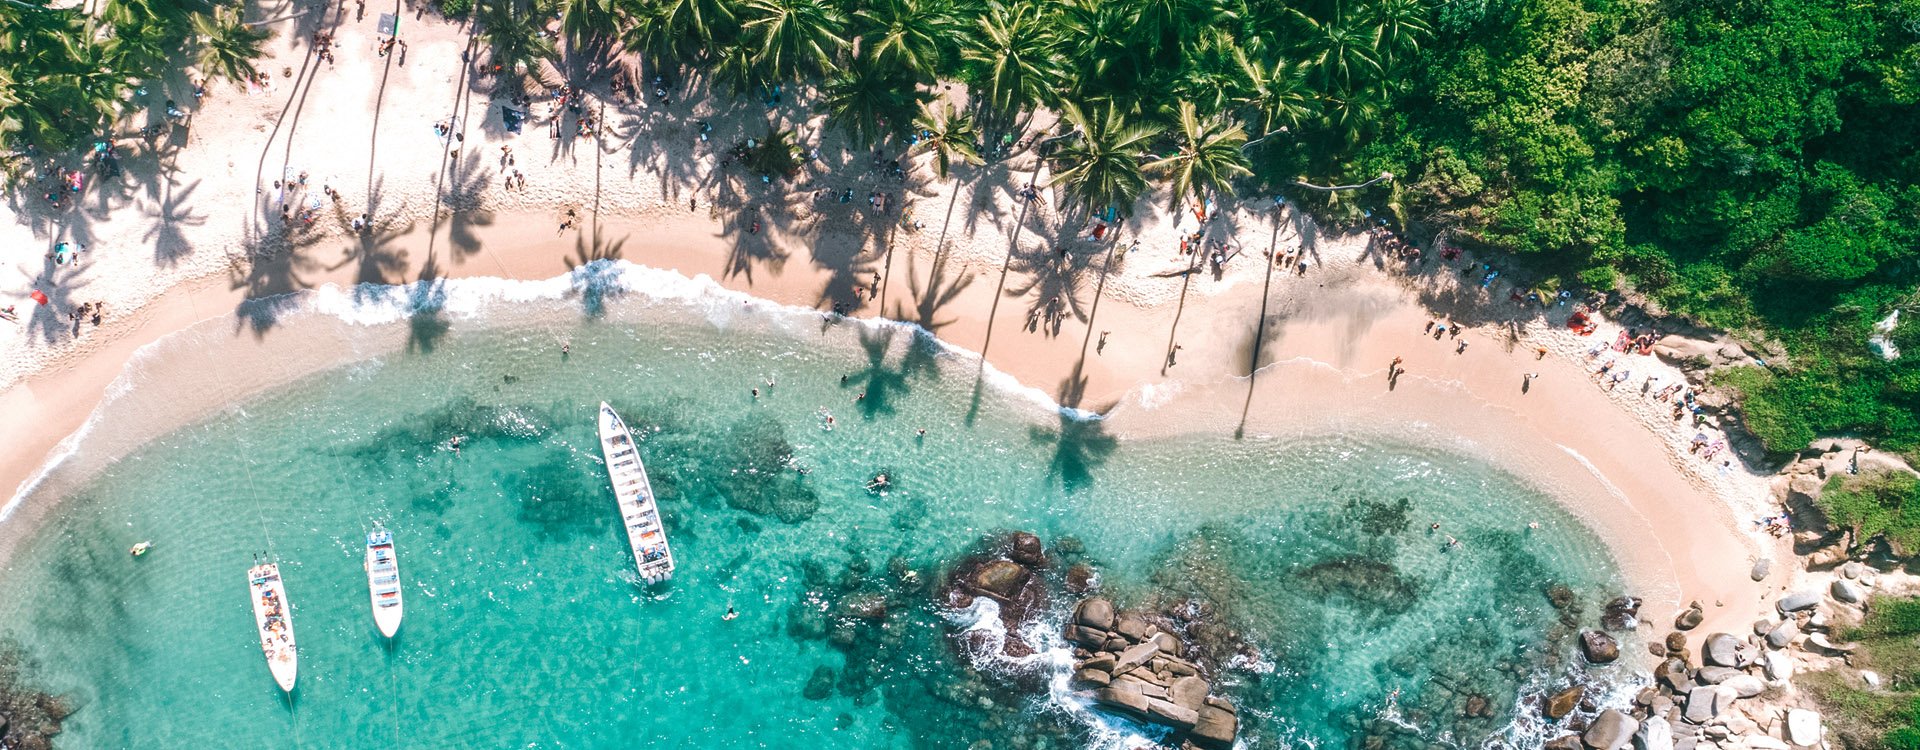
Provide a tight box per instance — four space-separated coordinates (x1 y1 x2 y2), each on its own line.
1097 331 1109 354
1456 340 1469 354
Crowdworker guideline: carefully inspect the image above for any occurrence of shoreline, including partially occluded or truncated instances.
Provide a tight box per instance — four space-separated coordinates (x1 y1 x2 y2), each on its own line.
0 205 1774 636
0 0 1778 658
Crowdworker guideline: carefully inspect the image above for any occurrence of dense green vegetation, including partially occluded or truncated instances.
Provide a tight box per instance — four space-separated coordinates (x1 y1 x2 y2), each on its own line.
1808 595 1920 750
0 0 266 165
6 0 1918 454
1821 471 1920 555
489 0 1920 456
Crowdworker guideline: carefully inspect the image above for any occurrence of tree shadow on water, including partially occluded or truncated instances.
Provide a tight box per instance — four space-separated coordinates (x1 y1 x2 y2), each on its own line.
566 254 627 319
839 325 942 420
1029 362 1118 492
407 253 451 355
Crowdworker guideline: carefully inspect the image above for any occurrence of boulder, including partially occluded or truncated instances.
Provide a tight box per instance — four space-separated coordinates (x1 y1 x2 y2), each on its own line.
1636 716 1675 750
1149 631 1184 657
1146 698 1199 729
1064 624 1110 649
1832 579 1864 604
1072 669 1112 689
803 666 835 700
1167 676 1210 712
1092 687 1151 717
1585 709 1639 750
1766 619 1798 649
1749 558 1772 582
1113 614 1152 642
1722 675 1765 698
1748 737 1789 750
1863 670 1881 688
1065 563 1099 593
1604 596 1644 630
1703 634 1742 667
972 560 1030 599
1191 704 1238 750
1546 685 1586 720
1582 631 1621 663
1842 561 1864 580
1074 598 1116 630
1114 641 1160 673
1665 632 1689 652
1684 686 1720 723
1547 735 1585 750
1694 666 1738 685
1675 605 1705 631
1786 709 1821 746
1762 650 1794 681
1078 653 1117 672
1807 632 1856 653
1776 590 1821 614
1007 532 1047 566
1655 658 1693 692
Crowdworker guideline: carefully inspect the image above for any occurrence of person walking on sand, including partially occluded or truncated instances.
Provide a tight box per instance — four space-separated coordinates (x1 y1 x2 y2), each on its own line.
1535 346 1548 359
1424 320 1435 334
1097 331 1110 354
1455 340 1469 354
1522 372 1538 393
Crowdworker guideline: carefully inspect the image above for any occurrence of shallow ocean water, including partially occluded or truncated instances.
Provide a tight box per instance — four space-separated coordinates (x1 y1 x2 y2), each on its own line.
0 266 1630 748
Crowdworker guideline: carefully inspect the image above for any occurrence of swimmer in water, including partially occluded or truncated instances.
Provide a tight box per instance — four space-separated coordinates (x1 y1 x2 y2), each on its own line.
1430 522 1440 532
723 606 738 621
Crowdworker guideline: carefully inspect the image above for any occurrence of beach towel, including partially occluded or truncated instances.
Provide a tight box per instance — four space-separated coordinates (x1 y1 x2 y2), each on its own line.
502 107 524 133
30 290 48 306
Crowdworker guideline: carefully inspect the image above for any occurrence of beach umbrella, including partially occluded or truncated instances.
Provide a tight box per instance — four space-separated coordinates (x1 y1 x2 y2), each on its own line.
30 290 49 305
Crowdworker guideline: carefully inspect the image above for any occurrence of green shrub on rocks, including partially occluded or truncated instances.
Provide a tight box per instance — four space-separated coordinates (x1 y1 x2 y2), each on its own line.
1808 595 1920 750
1819 473 1920 555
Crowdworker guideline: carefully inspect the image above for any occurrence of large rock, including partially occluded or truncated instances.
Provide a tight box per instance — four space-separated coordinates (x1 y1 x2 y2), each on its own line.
1113 641 1160 673
1546 685 1586 720
1603 596 1644 631
1766 619 1798 649
1694 666 1738 684
1636 716 1675 750
1145 698 1199 730
1776 590 1822 614
1655 658 1693 692
1748 737 1790 750
972 560 1030 599
1666 632 1689 651
1762 650 1794 681
1787 709 1822 746
1703 634 1743 667
1149 631 1183 657
1072 669 1112 689
1546 735 1584 750
1077 653 1116 672
1007 532 1047 566
1582 631 1621 663
1092 687 1151 717
1832 579 1864 604
1585 709 1639 750
1074 598 1115 630
1721 674 1765 698
1167 676 1209 712
1191 704 1238 750
1684 686 1721 723
1113 613 1152 642
1675 604 1705 631
1064 624 1110 649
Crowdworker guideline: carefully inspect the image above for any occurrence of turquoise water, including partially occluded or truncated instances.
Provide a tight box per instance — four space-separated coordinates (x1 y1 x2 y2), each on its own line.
0 268 1627 748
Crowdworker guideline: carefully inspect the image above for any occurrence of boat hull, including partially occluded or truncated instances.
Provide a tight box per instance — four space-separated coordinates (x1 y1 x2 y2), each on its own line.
366 528 404 639
597 403 676 583
248 563 297 693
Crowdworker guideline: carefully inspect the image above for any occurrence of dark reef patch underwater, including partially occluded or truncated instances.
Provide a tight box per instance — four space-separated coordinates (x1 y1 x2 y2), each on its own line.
0 295 1633 748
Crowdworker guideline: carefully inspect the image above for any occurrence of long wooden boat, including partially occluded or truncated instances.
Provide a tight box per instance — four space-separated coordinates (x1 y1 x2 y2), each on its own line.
366 526 403 639
597 403 675 583
248 562 298 692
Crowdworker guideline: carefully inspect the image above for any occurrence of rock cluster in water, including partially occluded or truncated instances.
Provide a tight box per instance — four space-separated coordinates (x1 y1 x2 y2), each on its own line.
0 639 71 750
1063 597 1240 749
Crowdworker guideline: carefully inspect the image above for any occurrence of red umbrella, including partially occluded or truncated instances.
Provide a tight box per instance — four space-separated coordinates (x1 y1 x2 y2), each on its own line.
30 290 49 305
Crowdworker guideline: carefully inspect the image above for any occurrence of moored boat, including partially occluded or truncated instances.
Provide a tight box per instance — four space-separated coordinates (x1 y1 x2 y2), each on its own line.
248 562 298 692
366 525 403 638
597 403 675 584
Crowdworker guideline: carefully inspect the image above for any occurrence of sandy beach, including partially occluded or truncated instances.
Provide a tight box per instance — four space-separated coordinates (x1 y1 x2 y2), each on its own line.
1 0 1781 640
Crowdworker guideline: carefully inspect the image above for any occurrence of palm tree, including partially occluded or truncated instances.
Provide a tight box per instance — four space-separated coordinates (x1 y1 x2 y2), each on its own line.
851 0 952 80
1047 101 1160 218
911 101 983 290
192 6 270 85
1291 6 1381 92
620 0 740 62
476 0 559 91
561 0 619 48
740 0 845 83
1365 0 1432 71
961 0 1061 140
1237 49 1314 145
820 58 926 149
1146 101 1249 214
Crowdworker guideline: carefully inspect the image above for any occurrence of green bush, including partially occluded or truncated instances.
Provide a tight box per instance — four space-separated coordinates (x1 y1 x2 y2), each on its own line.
1820 472 1920 554
440 0 473 17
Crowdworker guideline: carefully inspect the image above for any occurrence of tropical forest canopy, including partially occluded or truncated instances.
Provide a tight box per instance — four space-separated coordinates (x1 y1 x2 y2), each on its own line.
5 0 1919 454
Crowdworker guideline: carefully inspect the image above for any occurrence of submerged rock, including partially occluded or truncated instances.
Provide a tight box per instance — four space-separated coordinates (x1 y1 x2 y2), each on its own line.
1581 631 1620 664
1545 685 1585 720
1602 596 1642 631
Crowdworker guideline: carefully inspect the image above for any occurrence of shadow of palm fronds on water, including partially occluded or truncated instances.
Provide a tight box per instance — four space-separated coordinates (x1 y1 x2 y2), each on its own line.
1029 363 1118 492
407 252 451 355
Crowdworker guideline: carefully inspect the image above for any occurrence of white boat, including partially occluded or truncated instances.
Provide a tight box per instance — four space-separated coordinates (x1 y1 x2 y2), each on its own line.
597 403 675 584
365 526 403 638
248 562 298 692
